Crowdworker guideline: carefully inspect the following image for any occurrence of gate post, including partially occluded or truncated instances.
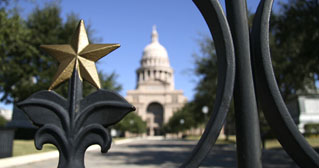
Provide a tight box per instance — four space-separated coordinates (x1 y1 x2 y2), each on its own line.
225 1 262 167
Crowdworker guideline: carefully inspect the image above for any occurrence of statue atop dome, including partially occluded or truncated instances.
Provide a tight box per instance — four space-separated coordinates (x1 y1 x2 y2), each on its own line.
151 25 158 43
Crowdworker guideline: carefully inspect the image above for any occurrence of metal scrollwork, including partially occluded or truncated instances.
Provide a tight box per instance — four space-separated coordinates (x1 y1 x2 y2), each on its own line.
182 0 319 167
251 0 319 167
18 21 135 168
180 0 235 167
18 70 134 168
15 0 319 167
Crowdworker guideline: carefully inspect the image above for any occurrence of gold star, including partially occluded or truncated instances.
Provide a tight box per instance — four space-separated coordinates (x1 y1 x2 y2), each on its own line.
41 20 120 90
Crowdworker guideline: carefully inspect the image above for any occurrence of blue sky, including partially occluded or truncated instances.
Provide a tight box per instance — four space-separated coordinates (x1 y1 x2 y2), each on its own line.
0 0 284 109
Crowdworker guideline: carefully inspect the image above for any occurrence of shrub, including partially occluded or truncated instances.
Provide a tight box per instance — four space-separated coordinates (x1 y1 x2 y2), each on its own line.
114 112 147 134
0 115 8 127
304 123 319 135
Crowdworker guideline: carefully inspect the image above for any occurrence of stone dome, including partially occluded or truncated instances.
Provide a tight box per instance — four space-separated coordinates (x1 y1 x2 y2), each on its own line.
141 26 170 68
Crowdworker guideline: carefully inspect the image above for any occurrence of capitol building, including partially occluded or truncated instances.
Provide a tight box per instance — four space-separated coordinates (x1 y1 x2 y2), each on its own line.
126 26 187 136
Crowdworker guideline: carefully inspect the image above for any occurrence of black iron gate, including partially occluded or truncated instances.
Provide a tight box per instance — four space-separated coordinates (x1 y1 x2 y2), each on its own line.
16 0 319 168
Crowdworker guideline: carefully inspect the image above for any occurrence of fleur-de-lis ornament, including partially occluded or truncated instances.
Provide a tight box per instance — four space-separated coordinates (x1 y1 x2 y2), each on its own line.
18 20 135 168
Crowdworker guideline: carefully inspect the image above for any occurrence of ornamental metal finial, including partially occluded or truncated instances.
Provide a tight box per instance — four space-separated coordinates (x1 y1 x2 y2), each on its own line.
18 20 135 168
41 20 120 90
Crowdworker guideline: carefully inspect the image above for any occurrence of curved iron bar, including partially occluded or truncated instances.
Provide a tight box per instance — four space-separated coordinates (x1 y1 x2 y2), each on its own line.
75 98 135 131
18 72 134 168
18 95 70 132
72 124 112 167
250 0 319 167
180 0 235 167
35 124 70 168
74 124 111 154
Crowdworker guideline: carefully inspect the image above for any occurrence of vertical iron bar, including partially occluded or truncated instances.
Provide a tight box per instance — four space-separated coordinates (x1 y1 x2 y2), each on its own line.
68 63 83 135
66 62 83 164
225 1 262 168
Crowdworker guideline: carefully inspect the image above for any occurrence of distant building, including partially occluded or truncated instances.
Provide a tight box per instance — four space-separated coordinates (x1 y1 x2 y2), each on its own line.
6 106 37 139
126 26 187 136
287 91 319 133
0 108 12 121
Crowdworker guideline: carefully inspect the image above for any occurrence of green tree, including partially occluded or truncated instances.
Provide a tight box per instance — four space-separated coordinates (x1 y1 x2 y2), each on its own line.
163 35 223 134
180 36 218 128
192 36 217 121
0 4 121 104
162 35 219 134
114 112 147 134
0 115 8 127
271 0 319 100
163 103 196 133
0 7 30 103
184 0 319 138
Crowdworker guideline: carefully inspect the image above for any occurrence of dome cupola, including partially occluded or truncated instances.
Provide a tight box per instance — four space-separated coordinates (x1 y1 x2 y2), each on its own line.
141 25 170 68
136 26 174 91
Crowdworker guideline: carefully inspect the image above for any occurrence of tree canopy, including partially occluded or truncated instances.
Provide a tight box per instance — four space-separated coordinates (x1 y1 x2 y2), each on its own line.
164 102 197 133
0 3 121 104
164 0 318 134
271 0 319 100
163 36 220 132
113 112 147 134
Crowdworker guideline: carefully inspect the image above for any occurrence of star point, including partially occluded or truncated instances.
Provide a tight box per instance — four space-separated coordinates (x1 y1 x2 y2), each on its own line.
41 20 120 90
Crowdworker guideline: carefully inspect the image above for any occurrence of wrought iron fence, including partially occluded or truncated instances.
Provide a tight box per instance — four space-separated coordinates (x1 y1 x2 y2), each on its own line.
14 0 319 167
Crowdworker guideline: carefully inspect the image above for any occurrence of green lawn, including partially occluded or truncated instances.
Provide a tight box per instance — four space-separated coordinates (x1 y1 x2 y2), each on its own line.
186 135 236 144
12 138 126 157
13 140 56 157
264 135 319 149
186 135 319 149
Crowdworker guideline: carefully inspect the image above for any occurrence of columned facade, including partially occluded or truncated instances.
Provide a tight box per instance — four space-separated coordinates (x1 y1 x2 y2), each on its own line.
126 26 187 136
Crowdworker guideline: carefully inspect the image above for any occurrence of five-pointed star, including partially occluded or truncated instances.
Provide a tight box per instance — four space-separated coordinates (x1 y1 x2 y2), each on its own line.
41 20 120 90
